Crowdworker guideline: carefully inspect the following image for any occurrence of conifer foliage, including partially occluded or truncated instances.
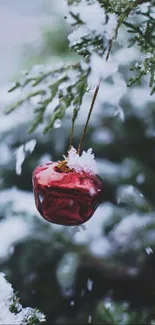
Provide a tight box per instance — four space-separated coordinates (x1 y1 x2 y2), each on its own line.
2 0 155 324
5 0 155 132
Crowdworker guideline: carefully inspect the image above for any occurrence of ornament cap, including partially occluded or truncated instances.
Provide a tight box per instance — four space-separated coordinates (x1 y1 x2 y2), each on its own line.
57 160 73 173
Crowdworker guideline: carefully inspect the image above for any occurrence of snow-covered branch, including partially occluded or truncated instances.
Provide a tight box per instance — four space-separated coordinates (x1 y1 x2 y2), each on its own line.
4 0 155 132
0 273 45 325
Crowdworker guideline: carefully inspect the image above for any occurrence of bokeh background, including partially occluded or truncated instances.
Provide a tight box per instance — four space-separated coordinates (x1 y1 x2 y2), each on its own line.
1 1 155 324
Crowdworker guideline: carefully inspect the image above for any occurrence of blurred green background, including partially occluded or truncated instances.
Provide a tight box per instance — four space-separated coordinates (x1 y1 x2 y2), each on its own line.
1 0 155 324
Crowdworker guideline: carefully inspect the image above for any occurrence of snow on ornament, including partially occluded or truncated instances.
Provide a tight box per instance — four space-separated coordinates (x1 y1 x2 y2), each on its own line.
32 147 103 226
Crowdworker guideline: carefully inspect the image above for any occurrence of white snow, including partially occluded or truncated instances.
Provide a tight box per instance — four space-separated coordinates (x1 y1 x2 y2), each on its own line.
0 188 37 216
72 203 113 258
114 106 125 121
98 73 127 106
129 87 155 108
0 273 13 302
0 273 22 325
88 53 118 85
116 185 147 208
88 315 92 323
0 273 45 324
113 47 140 64
111 213 155 249
144 52 153 59
53 119 62 128
15 139 36 175
90 237 112 257
87 278 93 291
56 253 79 288
64 146 97 174
105 13 117 39
68 0 107 31
0 217 29 259
67 0 117 49
140 2 151 13
38 153 52 165
96 159 120 181
70 301 75 306
0 4 53 85
145 247 153 255
0 143 12 165
92 128 114 145
136 173 145 184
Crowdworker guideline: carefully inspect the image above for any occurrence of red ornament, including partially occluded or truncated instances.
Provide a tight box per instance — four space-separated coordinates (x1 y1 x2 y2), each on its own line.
32 161 103 226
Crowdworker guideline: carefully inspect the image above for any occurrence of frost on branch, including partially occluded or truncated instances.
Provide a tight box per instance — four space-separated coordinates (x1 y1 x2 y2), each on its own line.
0 273 45 325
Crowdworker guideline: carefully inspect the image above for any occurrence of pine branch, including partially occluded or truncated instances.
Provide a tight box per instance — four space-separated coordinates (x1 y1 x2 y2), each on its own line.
4 63 88 133
4 0 155 132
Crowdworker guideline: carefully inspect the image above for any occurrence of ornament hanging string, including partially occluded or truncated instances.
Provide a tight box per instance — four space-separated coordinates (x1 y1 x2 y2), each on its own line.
77 84 100 155
68 40 113 155
69 111 77 151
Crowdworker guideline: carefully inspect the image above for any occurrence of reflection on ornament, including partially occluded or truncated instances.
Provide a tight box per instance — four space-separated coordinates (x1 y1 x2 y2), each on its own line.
32 160 103 226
